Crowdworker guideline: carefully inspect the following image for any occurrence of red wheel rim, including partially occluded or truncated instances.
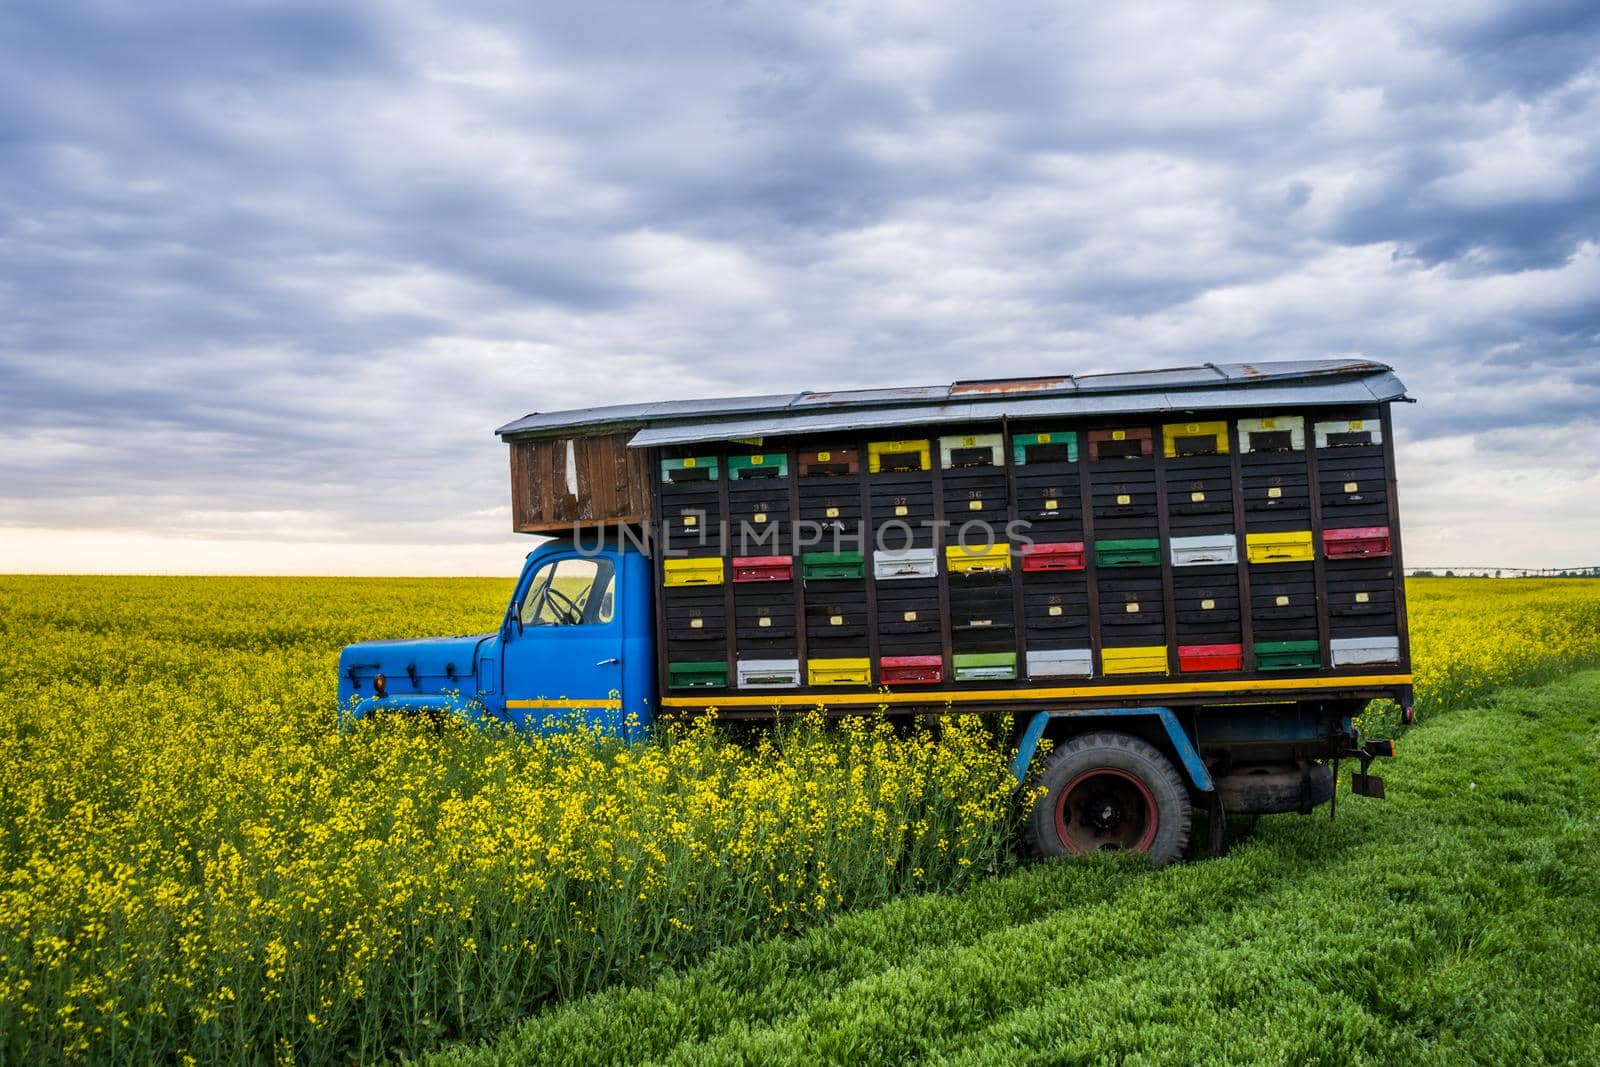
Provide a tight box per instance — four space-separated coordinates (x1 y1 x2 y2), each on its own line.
1054 768 1159 853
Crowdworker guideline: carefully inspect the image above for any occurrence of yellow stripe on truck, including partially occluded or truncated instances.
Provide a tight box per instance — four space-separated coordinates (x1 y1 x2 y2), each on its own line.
506 698 624 710
660 674 1413 709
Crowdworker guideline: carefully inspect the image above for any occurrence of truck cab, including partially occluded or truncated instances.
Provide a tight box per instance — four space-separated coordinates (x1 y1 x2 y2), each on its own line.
338 541 656 734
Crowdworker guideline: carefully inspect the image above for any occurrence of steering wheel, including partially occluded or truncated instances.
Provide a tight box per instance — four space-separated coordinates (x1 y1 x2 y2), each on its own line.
542 584 586 625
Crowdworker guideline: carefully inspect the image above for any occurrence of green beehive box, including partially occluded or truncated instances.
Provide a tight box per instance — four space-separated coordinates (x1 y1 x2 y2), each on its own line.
1095 538 1161 568
802 551 865 581
953 651 1018 681
1013 430 1079 465
1254 640 1321 671
660 456 720 483
667 661 729 689
728 453 788 480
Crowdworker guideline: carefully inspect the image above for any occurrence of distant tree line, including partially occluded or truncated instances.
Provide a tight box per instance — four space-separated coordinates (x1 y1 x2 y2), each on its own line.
1409 568 1600 579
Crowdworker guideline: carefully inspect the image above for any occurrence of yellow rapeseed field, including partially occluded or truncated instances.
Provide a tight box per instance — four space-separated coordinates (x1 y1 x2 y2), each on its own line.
2 575 1598 1064
0 577 1017 1064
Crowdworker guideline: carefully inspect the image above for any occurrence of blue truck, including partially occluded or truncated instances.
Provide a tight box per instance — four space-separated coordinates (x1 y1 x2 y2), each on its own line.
340 359 1411 862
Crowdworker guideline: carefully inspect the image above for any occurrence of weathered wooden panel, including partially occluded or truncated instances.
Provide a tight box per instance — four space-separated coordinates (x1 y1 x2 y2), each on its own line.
509 433 652 533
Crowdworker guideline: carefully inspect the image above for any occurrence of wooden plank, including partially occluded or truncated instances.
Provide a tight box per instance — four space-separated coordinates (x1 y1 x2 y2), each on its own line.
931 439 954 681
1152 422 1180 677
509 443 528 530
1078 422 1102 666
1004 415 1028 674
1381 403 1412 673
1305 409 1332 670
790 443 807 675
507 432 654 533
719 443 736 686
651 452 670 699
858 441 881 675
1228 413 1256 671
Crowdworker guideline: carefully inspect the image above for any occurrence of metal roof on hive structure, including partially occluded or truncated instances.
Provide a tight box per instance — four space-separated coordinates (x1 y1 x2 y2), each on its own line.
495 359 1409 447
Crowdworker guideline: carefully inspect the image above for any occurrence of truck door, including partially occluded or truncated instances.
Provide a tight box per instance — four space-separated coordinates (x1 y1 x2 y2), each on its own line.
500 549 626 732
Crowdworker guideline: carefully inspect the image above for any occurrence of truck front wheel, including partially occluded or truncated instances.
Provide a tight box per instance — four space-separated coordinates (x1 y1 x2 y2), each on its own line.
1023 731 1192 865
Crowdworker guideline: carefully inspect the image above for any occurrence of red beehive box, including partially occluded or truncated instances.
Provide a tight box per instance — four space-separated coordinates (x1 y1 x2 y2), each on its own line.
1178 643 1244 673
1086 427 1154 460
879 655 944 685
1020 541 1087 572
731 556 794 582
1323 527 1391 559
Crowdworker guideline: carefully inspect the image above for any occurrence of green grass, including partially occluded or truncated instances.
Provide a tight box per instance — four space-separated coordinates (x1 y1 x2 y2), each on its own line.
427 670 1600 1066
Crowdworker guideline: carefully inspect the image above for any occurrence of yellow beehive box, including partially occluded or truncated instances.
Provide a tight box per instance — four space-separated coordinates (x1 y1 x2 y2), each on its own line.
867 439 931 473
945 543 1011 575
1101 646 1170 676
662 557 725 587
1161 420 1230 457
807 657 872 686
1245 530 1314 564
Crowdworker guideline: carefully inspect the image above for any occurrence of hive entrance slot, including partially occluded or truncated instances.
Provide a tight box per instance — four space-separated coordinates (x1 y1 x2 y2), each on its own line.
1325 430 1373 447
1097 439 1144 460
1247 430 1295 452
1173 435 1219 457
947 446 994 468
1021 442 1072 464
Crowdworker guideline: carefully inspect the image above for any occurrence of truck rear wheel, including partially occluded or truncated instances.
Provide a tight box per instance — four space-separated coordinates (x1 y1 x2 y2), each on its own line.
1024 731 1192 865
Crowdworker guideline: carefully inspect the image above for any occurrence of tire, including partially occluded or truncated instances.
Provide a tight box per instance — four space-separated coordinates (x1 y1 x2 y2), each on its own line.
1023 731 1193 865
1215 762 1334 815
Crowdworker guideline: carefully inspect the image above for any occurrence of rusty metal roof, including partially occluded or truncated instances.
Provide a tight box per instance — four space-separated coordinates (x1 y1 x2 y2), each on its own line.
494 359 1409 445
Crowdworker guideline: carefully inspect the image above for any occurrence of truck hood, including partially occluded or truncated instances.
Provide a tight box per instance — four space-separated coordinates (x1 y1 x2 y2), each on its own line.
338 633 493 709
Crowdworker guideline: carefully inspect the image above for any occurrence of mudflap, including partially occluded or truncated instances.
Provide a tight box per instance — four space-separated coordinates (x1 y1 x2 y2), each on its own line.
1332 738 1396 816
1351 772 1386 798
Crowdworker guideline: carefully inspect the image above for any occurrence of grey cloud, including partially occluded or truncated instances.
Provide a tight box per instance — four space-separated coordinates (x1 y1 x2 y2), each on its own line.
1423 0 1600 95
2 1 1599 568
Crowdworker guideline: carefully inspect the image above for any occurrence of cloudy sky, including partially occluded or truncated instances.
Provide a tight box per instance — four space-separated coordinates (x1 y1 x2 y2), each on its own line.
2 0 1597 575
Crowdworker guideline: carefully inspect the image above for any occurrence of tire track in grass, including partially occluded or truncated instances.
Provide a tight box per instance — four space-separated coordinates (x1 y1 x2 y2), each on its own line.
656 808 1386 1066
728 673 1600 1067
427 804 1364 1066
422 861 1145 1066
932 677 1600 1065
425 672 1600 1067
447 806 1376 1066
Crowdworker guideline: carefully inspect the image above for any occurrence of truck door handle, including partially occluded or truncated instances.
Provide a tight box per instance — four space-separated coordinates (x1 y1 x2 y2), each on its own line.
595 657 620 666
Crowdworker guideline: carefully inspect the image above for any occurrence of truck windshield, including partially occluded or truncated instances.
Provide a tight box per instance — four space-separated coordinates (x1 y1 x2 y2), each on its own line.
519 558 615 627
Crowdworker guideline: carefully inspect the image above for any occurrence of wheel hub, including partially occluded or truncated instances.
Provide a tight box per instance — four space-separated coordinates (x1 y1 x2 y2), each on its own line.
1088 796 1123 832
1054 768 1159 853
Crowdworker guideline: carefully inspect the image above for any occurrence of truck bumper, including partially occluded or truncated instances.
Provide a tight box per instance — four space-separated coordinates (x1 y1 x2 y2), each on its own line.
349 693 480 721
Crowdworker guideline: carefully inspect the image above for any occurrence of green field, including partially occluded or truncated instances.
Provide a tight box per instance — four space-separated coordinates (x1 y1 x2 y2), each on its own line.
2 576 1599 1064
426 667 1600 1065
